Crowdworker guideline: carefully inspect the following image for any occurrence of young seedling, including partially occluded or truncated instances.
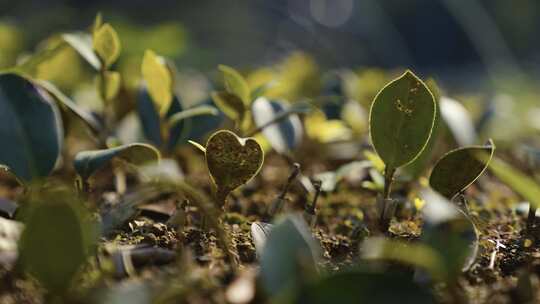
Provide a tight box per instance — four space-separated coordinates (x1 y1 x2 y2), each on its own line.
17 185 96 301
211 65 253 133
138 50 219 151
191 130 264 209
369 70 436 232
429 139 495 211
74 143 161 193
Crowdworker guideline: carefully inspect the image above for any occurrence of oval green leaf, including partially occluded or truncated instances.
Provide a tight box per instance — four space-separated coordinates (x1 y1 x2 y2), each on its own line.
218 64 250 105
205 130 263 195
74 143 160 180
369 70 436 169
0 73 62 181
430 139 495 199
141 50 172 116
93 23 121 68
98 70 121 101
18 186 96 294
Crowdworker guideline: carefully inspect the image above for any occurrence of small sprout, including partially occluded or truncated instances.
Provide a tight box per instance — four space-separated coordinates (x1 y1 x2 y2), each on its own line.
141 49 173 116
430 139 495 200
218 64 251 105
0 73 62 182
74 143 160 192
204 130 264 208
369 70 436 231
92 23 121 68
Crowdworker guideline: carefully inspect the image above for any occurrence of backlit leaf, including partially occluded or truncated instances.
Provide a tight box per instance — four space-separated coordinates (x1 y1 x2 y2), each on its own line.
93 23 121 68
141 50 172 116
369 70 436 169
62 33 101 70
430 139 495 199
218 64 250 105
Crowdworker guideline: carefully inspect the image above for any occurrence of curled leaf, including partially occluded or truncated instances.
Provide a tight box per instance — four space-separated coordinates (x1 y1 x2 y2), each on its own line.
74 143 160 180
430 139 495 199
0 73 62 181
167 105 219 128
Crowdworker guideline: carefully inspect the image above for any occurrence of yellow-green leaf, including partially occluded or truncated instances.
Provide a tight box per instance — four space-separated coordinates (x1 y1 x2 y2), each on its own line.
141 50 173 116
98 70 121 101
93 23 121 68
218 64 250 105
211 91 245 121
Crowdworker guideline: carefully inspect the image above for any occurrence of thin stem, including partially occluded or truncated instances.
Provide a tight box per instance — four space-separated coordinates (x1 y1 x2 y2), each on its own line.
305 179 322 228
379 166 396 232
268 163 301 217
527 205 537 232
246 108 307 137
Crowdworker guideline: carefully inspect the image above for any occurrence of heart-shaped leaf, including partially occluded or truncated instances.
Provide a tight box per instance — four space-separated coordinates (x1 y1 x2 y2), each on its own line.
369 70 436 169
18 186 96 294
430 139 495 200
218 64 250 105
93 23 121 68
141 50 173 116
251 97 303 154
74 143 160 180
0 73 62 181
62 33 102 70
205 130 263 198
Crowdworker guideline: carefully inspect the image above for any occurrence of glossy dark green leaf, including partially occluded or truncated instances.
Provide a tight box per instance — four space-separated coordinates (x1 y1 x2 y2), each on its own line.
260 215 320 298
369 70 436 169
430 139 495 199
205 130 263 196
18 186 96 294
74 143 160 180
0 73 62 181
